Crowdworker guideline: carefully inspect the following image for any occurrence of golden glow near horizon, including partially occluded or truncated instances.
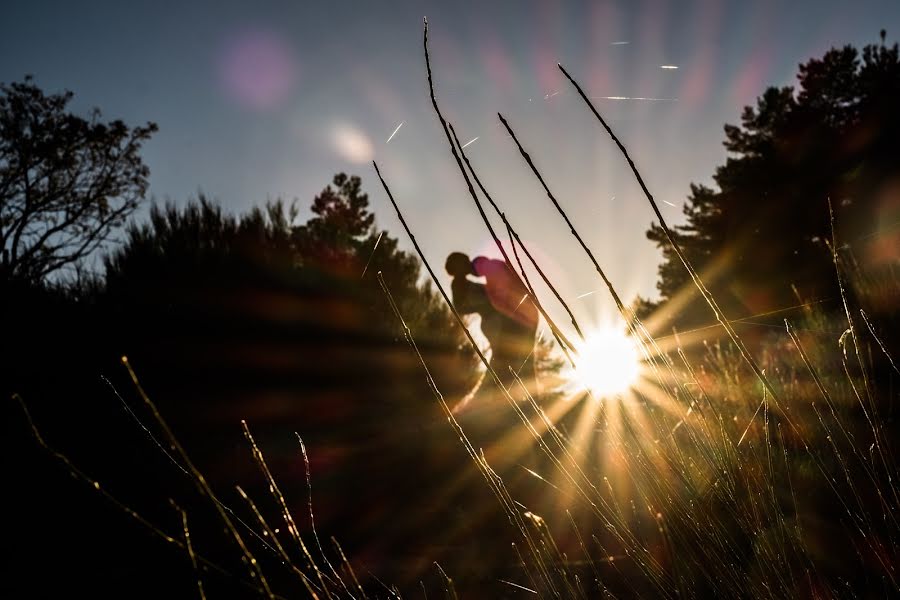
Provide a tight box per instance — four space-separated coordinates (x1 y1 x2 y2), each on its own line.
572 327 641 398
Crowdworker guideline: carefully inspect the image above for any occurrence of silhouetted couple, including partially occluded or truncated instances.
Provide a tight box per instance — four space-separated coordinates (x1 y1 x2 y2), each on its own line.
445 252 539 407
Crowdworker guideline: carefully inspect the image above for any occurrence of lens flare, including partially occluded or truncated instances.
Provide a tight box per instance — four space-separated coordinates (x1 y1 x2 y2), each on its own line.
219 30 297 111
573 327 640 397
331 122 374 164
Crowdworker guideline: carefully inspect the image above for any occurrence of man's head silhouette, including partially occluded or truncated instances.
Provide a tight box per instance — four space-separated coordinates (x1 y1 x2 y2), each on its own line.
445 252 473 277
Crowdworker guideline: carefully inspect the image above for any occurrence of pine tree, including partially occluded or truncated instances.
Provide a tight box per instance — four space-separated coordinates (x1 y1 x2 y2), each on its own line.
643 36 900 328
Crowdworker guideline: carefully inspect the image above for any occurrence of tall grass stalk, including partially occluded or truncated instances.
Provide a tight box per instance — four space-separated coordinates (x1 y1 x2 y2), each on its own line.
557 62 780 406
122 357 276 597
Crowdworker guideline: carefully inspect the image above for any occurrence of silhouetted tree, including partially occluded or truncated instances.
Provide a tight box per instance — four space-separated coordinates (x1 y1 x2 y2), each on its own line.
102 174 476 413
103 196 298 303
295 173 374 270
293 174 455 343
642 36 900 327
104 174 467 354
0 77 157 286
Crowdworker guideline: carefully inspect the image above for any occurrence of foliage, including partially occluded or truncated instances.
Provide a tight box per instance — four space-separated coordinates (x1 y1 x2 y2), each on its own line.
0 77 157 286
295 172 374 269
644 36 900 326
103 174 467 354
100 174 479 435
104 196 297 295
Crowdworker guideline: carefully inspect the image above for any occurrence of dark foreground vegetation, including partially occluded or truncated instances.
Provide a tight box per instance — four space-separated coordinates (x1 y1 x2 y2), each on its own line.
3 26 899 599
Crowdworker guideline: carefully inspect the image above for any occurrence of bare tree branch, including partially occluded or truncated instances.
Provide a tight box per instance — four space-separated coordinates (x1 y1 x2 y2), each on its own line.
0 77 156 284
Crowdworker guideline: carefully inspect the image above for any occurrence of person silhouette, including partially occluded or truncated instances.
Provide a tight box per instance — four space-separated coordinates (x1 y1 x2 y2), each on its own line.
445 252 539 399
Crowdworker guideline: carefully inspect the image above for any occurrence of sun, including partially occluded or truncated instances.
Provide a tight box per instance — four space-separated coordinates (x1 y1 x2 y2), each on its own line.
572 327 641 397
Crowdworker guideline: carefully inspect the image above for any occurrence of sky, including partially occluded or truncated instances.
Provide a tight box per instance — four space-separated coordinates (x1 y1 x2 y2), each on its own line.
2 0 897 333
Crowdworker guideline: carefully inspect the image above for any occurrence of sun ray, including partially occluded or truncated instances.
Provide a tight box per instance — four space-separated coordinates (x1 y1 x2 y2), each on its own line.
553 391 603 512
632 377 686 420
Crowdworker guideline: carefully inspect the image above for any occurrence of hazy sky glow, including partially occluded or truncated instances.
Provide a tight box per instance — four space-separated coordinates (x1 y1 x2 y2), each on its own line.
2 0 896 332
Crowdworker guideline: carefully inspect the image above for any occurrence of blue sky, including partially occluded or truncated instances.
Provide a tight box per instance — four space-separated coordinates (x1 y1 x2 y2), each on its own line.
2 0 896 330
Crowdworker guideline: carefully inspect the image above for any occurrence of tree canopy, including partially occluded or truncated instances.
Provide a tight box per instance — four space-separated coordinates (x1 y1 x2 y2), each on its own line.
0 77 156 286
102 173 478 418
104 174 457 343
642 34 899 328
